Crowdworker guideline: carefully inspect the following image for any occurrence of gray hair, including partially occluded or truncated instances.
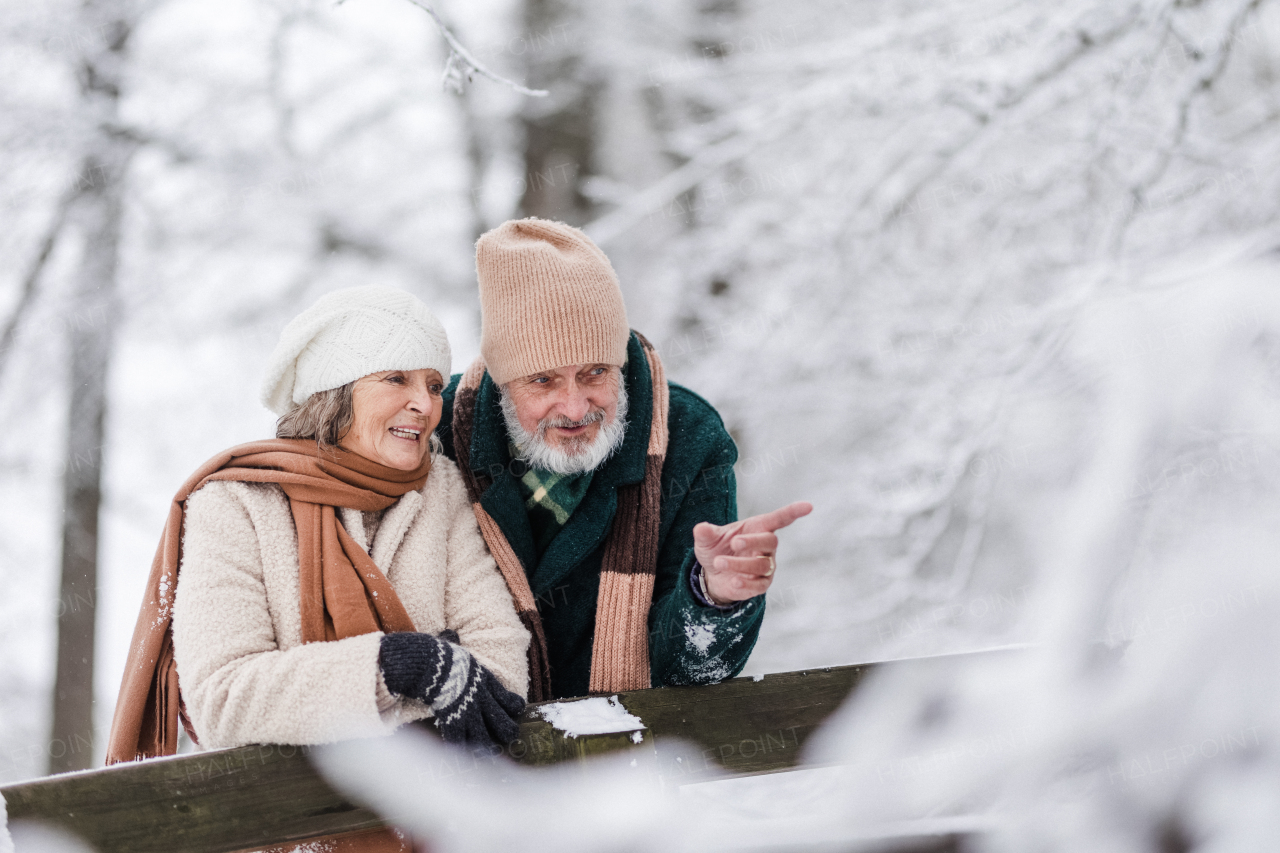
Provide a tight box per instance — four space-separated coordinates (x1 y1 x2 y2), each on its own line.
275 382 354 449
275 379 446 458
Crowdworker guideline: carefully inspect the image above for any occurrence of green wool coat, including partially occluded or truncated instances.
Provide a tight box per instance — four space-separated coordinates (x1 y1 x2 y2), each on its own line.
437 332 765 699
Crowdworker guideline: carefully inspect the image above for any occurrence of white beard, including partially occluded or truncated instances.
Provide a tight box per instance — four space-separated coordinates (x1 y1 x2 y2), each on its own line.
500 381 629 475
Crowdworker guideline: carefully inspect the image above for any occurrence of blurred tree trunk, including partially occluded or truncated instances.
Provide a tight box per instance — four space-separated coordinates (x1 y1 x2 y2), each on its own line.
458 89 492 243
49 1 136 775
510 0 752 339
518 0 597 224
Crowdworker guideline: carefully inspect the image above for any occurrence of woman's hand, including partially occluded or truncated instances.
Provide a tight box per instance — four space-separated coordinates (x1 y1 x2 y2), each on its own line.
379 631 526 749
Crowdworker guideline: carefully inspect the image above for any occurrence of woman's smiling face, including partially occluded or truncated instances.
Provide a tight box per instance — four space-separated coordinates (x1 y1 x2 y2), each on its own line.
340 369 444 470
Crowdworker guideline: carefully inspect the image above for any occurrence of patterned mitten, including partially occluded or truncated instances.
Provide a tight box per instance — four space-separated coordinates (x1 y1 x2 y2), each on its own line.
378 631 526 749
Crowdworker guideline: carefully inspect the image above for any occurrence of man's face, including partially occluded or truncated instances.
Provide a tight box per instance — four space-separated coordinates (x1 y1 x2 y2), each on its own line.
504 363 622 456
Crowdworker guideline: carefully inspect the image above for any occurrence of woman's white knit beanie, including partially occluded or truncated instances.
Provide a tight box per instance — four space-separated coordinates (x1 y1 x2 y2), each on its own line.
260 285 452 416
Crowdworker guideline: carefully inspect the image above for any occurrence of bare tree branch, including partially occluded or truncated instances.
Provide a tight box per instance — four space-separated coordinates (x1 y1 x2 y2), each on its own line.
1105 0 1265 255
374 0 548 97
100 120 195 162
585 132 757 247
0 183 80 382
267 10 301 158
878 12 1139 227
587 5 1140 247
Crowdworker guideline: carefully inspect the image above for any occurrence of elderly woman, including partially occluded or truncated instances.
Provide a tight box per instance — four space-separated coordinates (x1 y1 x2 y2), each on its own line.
107 286 529 775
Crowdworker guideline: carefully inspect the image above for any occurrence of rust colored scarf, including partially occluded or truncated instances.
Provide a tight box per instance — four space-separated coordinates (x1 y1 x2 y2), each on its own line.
106 439 429 766
451 331 669 700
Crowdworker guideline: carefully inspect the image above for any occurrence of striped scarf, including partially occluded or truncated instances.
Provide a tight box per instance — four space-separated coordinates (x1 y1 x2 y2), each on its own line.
451 332 669 700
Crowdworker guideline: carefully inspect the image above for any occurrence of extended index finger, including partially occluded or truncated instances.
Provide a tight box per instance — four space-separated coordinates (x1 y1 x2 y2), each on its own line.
742 501 813 534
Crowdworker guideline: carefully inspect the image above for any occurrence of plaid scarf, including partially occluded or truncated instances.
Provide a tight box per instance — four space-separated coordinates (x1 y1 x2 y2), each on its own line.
452 332 668 700
510 447 595 555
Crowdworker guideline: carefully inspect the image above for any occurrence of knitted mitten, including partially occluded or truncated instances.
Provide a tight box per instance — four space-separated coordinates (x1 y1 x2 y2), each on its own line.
378 631 526 749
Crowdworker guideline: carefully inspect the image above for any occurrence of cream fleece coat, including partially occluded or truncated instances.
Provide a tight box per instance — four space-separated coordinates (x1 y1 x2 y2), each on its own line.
171 455 530 750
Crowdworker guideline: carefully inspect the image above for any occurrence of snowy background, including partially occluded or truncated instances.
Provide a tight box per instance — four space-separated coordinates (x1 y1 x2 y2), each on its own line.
3 0 1280 847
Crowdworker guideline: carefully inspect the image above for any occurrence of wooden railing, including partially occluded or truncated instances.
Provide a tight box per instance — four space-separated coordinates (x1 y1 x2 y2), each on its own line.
2 652 995 852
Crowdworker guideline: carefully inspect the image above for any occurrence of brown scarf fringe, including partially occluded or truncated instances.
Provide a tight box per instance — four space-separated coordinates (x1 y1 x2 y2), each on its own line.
452 332 669 699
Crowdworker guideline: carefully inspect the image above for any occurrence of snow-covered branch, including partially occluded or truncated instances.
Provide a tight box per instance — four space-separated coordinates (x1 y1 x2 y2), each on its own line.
1105 0 1266 253
390 0 548 97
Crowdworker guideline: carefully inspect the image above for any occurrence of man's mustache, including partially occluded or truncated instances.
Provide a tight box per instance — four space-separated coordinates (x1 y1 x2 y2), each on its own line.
538 409 606 436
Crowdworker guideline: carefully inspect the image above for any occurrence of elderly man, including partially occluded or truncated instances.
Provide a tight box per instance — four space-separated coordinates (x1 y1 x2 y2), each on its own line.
437 218 810 701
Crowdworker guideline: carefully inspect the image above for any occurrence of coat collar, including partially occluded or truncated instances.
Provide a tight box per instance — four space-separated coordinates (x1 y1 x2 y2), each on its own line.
467 332 653 592
337 488 424 574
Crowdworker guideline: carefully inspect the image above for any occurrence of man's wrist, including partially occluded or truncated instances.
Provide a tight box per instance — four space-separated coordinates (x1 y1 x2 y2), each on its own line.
689 559 737 611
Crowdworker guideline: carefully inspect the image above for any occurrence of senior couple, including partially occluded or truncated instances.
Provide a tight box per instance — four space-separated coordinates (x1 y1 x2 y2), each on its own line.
107 219 810 799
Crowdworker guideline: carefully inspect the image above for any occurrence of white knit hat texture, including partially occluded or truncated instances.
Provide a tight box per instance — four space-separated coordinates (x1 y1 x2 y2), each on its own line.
261 285 452 416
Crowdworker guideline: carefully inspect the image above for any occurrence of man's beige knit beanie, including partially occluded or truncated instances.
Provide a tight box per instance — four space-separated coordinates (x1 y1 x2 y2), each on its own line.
476 218 630 386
